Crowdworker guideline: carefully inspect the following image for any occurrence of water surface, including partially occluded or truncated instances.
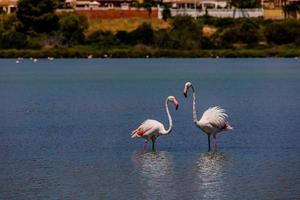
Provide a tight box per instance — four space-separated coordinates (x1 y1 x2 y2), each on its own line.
0 58 299 200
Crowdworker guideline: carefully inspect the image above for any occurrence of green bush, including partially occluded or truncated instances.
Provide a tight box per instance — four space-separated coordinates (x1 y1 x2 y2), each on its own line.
0 15 29 49
199 16 236 29
129 23 154 45
169 15 203 49
86 31 116 47
16 0 59 33
154 29 173 49
0 28 28 49
219 20 261 47
115 31 130 44
230 0 261 8
265 20 300 45
162 6 171 21
59 13 88 45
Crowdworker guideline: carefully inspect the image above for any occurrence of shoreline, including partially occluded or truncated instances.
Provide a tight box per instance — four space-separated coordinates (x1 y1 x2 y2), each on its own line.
1 48 300 58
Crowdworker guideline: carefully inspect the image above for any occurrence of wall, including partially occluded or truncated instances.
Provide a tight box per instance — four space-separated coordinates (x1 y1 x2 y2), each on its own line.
207 8 264 18
167 8 264 18
73 8 158 19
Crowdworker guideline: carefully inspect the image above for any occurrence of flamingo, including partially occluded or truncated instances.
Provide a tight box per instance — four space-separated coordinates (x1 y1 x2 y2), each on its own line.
183 82 233 151
131 96 179 152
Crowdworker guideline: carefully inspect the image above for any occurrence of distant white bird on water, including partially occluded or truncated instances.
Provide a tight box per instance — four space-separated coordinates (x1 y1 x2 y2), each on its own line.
131 96 179 151
16 57 23 63
183 82 233 151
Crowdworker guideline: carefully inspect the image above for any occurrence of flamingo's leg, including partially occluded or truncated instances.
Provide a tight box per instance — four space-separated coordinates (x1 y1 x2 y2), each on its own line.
208 135 211 152
143 140 148 150
213 135 218 152
151 138 156 152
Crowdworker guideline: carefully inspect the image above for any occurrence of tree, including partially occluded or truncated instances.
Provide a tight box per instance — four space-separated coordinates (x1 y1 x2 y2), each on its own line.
129 23 154 45
0 14 28 49
162 5 171 21
229 0 261 8
265 20 300 45
86 31 116 47
143 0 155 17
167 15 203 49
219 20 261 47
115 31 130 44
59 13 88 45
0 28 27 49
154 29 177 49
16 0 60 33
171 15 202 40
282 3 300 19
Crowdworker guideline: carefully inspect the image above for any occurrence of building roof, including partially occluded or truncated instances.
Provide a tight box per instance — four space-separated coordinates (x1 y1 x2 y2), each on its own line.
163 0 228 4
0 0 17 6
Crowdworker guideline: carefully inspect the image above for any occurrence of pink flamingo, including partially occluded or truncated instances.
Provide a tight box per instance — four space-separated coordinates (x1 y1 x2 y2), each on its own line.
183 82 233 151
131 96 179 151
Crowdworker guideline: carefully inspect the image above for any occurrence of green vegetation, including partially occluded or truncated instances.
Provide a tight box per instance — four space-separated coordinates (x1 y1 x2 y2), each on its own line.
59 13 88 45
265 20 300 45
229 0 261 8
16 0 60 33
162 6 171 21
282 3 300 19
1 0 300 58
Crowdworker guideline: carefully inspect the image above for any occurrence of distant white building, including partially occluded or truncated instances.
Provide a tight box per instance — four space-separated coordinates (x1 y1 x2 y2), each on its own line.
201 0 228 9
162 0 229 9
0 0 17 14
160 0 264 18
64 0 131 9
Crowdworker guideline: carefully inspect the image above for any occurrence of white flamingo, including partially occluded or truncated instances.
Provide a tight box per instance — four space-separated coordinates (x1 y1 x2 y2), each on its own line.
183 82 233 151
131 96 179 151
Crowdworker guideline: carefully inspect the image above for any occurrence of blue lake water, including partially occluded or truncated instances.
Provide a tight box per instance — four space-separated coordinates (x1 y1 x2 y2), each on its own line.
0 58 299 200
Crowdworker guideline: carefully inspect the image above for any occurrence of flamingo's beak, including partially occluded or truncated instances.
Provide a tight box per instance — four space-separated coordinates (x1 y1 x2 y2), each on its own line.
173 99 179 110
183 87 188 98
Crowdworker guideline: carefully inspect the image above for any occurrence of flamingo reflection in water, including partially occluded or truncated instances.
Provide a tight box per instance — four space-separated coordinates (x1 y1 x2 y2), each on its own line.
132 151 175 200
194 152 230 200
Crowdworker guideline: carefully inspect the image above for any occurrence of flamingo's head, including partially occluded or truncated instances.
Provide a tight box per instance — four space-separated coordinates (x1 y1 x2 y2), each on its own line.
168 96 179 110
183 82 192 98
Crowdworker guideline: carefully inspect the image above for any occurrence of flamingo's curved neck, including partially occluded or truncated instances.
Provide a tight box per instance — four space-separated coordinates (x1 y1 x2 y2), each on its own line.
162 98 173 135
191 85 198 124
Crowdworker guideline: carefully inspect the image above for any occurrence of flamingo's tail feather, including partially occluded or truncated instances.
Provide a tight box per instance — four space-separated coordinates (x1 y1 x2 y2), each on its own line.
131 129 139 138
225 123 233 131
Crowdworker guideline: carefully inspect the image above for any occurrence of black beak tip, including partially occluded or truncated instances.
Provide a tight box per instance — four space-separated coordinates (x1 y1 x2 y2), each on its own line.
176 105 179 110
184 93 187 98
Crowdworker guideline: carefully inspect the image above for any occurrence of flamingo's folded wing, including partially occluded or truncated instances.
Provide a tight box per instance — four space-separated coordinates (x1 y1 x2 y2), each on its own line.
131 119 157 138
201 106 228 129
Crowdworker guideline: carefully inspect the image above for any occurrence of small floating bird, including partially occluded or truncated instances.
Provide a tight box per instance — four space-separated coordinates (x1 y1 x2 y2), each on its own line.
183 82 233 151
131 96 179 151
16 57 23 63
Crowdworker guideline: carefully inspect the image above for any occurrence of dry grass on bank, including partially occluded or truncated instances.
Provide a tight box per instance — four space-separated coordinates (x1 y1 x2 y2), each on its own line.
203 26 217 37
85 18 170 35
264 9 285 19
